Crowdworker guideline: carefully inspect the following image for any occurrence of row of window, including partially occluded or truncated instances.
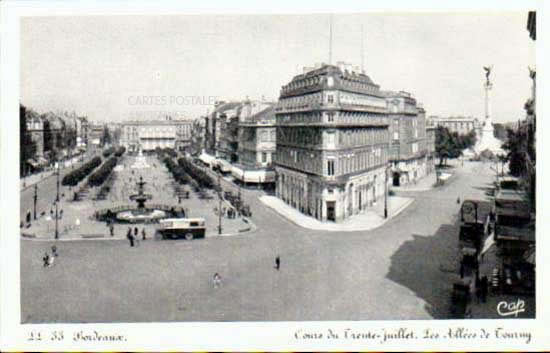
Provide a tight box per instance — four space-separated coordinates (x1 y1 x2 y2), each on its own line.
326 148 385 176
336 128 388 147
277 146 387 177
277 111 388 125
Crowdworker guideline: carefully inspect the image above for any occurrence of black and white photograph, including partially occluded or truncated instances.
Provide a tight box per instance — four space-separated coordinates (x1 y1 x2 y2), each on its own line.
0 0 546 351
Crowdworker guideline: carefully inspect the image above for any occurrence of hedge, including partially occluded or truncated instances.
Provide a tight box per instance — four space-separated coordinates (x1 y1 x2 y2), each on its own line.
114 146 126 157
61 156 102 186
163 157 189 184
177 157 215 189
156 147 177 159
88 156 118 187
103 147 115 158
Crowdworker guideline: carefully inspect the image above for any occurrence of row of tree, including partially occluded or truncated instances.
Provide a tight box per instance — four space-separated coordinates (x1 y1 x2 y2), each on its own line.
177 157 216 190
155 147 177 158
163 157 189 185
435 127 477 166
61 156 102 186
114 146 126 157
103 146 115 158
88 156 119 187
501 125 536 211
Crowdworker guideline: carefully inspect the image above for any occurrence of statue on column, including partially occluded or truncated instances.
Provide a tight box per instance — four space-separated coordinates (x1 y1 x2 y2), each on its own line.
483 65 492 85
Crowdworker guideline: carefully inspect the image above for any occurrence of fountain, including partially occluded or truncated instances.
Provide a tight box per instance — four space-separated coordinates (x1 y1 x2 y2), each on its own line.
129 176 152 209
96 175 184 224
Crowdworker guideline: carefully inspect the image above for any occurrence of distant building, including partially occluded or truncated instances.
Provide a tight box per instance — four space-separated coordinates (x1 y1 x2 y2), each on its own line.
386 91 432 186
88 123 105 148
119 118 192 152
205 101 242 157
190 117 206 156
25 108 44 159
427 115 479 136
275 62 390 222
231 101 277 186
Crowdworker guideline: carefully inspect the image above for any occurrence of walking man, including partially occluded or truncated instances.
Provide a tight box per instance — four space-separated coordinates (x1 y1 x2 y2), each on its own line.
109 223 114 237
213 273 222 288
142 228 146 241
43 252 50 267
127 227 134 247
275 256 280 270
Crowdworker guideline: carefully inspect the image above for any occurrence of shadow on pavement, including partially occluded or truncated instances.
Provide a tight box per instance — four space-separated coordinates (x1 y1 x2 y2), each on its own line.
387 221 461 319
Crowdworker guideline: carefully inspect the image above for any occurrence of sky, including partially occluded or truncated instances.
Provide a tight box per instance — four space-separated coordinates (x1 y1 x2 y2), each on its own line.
20 12 535 123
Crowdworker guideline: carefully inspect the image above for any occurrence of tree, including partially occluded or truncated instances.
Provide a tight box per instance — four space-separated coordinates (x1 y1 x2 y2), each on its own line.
502 128 525 177
435 127 462 166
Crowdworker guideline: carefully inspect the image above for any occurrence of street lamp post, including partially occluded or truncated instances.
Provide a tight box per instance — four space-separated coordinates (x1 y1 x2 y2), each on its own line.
384 163 391 219
217 173 222 235
55 162 60 239
33 184 38 220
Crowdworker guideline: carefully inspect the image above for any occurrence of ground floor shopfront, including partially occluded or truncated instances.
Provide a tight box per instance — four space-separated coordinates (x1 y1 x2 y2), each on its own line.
275 165 387 222
390 155 434 187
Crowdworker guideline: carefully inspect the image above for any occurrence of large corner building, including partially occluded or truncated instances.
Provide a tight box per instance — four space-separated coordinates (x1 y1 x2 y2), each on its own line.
275 63 390 222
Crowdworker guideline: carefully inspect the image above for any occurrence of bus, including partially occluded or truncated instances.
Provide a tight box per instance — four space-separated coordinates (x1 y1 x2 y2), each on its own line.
156 218 206 240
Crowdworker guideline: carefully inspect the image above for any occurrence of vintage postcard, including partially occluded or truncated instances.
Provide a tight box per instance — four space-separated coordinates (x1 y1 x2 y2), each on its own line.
0 0 547 351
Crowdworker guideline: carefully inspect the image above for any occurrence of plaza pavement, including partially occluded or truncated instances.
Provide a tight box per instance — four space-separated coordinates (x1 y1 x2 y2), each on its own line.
21 160 511 322
21 155 251 240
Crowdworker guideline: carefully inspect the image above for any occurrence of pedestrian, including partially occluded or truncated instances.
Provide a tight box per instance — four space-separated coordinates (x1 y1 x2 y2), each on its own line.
109 224 114 237
213 273 221 288
43 252 50 267
127 227 134 247
275 256 280 270
142 228 146 240
134 227 138 237
51 245 58 257
457 196 461 204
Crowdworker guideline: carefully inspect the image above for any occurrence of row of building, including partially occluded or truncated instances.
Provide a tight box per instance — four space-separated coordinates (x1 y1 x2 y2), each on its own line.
201 61 442 222
20 105 105 175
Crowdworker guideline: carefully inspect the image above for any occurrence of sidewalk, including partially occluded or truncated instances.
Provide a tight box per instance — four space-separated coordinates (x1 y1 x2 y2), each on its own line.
260 195 414 232
20 170 55 190
391 172 438 192
20 156 82 191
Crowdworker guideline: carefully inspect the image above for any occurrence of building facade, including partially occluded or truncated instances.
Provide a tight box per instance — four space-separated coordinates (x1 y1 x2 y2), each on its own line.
386 91 431 186
204 101 241 156
230 102 277 186
120 118 192 152
427 115 479 135
238 102 276 168
275 63 390 222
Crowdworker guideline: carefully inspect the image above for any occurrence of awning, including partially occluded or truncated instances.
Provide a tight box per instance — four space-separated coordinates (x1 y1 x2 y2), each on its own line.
216 159 232 172
231 166 244 180
232 166 275 183
480 233 495 256
27 159 39 168
37 157 49 165
199 153 216 165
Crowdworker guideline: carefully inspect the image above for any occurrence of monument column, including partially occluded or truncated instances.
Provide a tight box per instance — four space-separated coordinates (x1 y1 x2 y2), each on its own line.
484 81 492 121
